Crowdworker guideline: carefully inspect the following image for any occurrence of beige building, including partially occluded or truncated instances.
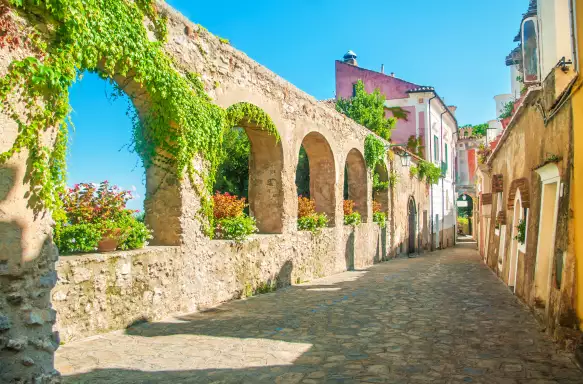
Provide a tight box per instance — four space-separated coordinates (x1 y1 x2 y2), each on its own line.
476 0 581 350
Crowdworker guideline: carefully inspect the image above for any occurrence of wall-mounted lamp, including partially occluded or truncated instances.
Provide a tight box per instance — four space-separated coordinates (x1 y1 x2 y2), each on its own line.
384 144 411 167
557 56 573 73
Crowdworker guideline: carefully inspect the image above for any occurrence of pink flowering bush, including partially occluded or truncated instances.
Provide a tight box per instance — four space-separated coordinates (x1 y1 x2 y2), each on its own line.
54 181 151 254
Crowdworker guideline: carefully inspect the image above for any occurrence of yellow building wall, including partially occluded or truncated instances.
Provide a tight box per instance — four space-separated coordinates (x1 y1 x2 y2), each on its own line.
574 0 583 330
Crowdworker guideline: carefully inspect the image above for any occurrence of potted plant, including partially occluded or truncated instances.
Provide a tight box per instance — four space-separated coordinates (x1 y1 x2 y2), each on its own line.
54 181 152 254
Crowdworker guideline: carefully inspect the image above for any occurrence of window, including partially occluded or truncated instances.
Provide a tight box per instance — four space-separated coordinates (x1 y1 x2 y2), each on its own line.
433 135 439 162
445 143 449 170
352 83 357 97
521 17 539 83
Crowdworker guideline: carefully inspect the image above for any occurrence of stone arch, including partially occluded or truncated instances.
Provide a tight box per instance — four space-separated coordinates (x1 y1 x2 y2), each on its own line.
223 102 284 234
508 189 526 291
373 161 390 215
345 148 368 222
300 131 337 226
507 178 531 210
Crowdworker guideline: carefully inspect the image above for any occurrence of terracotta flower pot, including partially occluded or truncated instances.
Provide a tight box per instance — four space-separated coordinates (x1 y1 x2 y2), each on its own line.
97 228 122 252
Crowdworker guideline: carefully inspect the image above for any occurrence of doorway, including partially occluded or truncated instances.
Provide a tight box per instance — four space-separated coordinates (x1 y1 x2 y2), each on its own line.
408 197 416 254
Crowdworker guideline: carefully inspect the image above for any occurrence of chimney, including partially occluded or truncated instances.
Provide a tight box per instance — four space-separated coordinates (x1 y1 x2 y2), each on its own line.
447 105 457 116
343 50 358 66
390 72 395 77
380 64 384 74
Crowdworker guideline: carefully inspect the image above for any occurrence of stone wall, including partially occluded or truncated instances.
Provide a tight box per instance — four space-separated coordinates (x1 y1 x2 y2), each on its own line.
53 225 388 343
0 3 431 381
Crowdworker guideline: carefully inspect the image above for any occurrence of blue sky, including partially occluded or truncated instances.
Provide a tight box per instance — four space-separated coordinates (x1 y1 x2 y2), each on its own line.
67 0 527 210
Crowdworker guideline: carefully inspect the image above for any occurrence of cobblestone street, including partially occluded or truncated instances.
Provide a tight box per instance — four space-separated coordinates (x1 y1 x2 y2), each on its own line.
55 245 582 383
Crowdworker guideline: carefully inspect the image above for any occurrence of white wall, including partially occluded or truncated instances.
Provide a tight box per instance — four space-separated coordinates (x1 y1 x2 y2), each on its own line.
537 0 574 81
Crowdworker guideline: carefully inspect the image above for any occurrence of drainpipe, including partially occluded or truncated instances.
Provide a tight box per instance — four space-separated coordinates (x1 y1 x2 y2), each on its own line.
440 110 447 249
428 94 437 251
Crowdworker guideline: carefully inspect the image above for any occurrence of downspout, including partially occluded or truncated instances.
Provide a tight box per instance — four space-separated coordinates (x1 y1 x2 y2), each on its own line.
428 94 437 251
440 110 447 249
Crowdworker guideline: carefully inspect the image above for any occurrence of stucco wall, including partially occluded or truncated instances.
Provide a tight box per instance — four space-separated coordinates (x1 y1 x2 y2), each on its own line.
478 71 580 348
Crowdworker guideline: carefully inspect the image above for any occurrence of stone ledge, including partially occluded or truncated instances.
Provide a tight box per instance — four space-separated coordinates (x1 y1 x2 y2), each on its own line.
56 246 181 265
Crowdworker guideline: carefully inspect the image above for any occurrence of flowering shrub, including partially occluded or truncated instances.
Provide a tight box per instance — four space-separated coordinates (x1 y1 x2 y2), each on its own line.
372 201 386 228
343 200 355 216
54 181 151 254
60 181 134 224
297 196 316 218
212 192 246 219
212 191 256 241
343 199 361 226
297 196 327 232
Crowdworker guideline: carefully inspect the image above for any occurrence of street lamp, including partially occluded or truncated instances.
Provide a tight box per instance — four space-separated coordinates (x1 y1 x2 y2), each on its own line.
384 144 411 167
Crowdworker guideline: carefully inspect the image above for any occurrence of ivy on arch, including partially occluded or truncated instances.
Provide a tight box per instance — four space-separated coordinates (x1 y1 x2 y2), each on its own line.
0 0 279 233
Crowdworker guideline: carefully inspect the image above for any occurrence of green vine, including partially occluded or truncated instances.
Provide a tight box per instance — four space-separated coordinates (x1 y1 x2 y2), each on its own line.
409 161 440 185
514 218 526 245
0 1 278 231
364 134 385 169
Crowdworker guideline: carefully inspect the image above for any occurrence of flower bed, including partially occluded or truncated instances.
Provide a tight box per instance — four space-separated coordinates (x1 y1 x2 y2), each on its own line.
54 181 151 254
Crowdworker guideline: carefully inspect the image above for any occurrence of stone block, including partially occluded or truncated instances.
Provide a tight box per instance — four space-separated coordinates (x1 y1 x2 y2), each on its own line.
0 314 12 331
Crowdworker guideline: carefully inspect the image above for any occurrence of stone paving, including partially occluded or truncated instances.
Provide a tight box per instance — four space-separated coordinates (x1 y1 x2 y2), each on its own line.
55 245 582 383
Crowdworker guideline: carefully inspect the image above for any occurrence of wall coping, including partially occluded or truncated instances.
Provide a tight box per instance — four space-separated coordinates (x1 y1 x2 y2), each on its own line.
56 246 181 264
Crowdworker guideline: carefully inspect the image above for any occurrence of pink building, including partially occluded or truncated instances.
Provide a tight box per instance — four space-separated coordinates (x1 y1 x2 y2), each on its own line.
335 51 459 249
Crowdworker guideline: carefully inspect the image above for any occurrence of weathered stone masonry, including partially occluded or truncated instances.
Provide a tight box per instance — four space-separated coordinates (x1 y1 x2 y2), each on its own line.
0 3 430 382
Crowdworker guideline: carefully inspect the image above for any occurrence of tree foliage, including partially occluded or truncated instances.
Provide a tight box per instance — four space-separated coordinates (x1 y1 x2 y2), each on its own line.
336 80 397 140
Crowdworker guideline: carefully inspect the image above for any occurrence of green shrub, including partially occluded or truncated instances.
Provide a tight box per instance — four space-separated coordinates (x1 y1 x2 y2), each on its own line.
54 222 102 254
117 215 152 250
514 219 526 245
457 217 469 226
297 213 328 233
215 215 258 242
344 212 361 226
373 212 387 228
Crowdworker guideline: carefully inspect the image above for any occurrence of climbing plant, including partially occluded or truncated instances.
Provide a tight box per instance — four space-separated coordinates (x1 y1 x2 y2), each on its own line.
410 160 441 185
364 134 385 169
336 80 397 140
0 1 278 235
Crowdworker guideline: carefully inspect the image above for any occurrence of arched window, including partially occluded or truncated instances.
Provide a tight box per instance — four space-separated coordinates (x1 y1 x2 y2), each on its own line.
344 148 368 222
522 16 540 83
297 132 336 226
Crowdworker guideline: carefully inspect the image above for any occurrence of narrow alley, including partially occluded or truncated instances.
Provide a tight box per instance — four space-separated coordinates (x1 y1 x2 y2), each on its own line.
55 245 581 383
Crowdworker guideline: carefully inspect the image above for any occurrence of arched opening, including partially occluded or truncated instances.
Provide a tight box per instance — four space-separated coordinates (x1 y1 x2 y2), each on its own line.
534 163 560 306
298 132 336 226
508 190 527 291
52 71 167 254
456 193 474 236
373 162 390 216
344 148 368 222
217 103 284 234
408 197 417 253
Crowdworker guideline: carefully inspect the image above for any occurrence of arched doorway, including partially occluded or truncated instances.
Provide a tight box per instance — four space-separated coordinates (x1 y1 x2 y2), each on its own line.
456 193 474 236
508 190 527 291
408 197 417 253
